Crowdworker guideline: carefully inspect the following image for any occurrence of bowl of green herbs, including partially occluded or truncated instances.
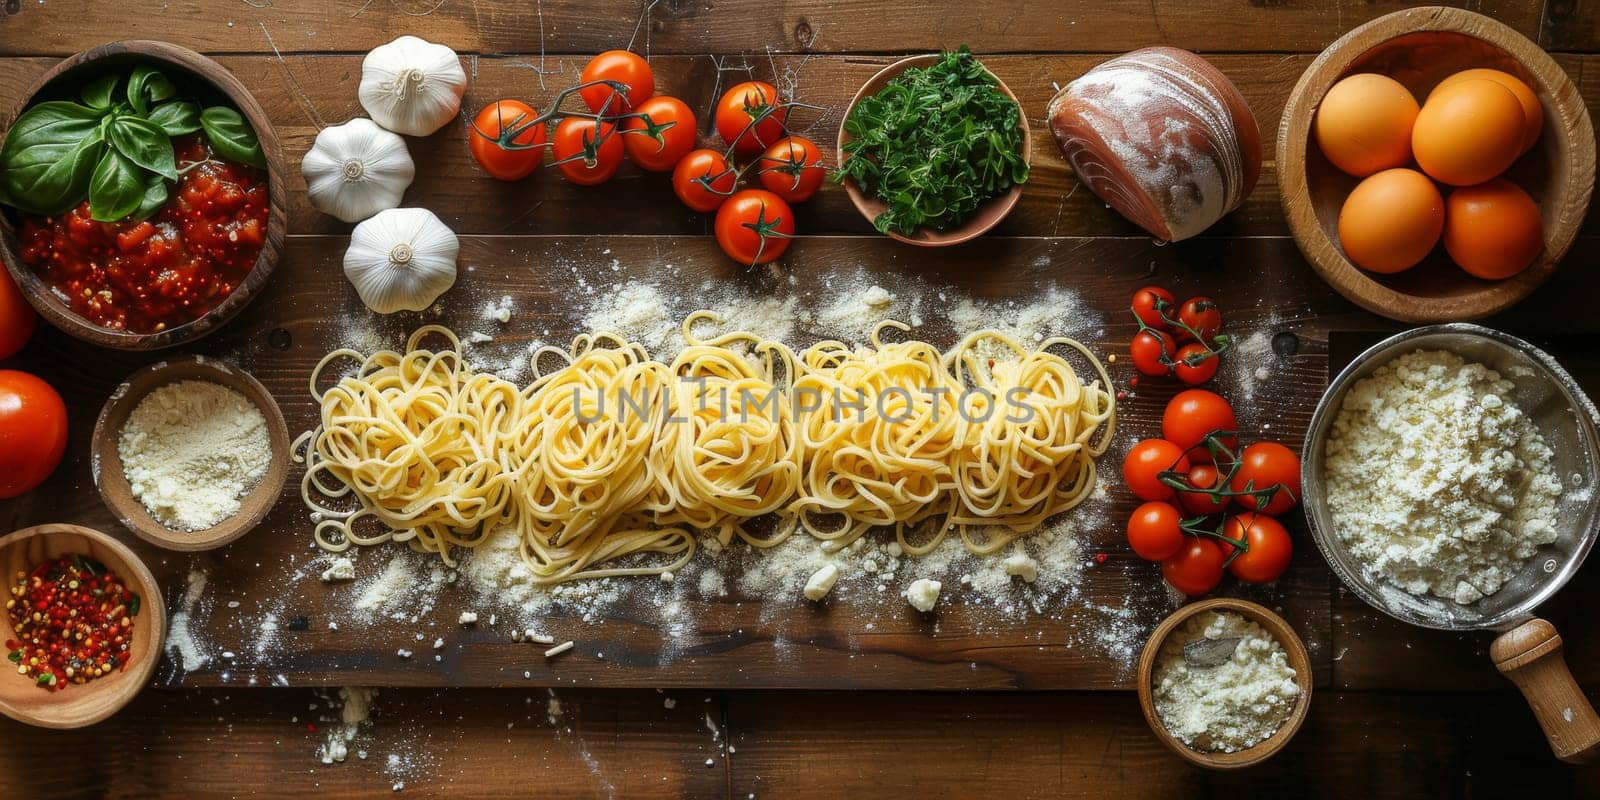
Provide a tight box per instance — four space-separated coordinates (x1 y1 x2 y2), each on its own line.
836 48 1031 246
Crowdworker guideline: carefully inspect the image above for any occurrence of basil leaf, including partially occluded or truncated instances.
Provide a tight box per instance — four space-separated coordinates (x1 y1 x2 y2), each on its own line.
109 116 177 180
146 100 201 136
133 176 168 220
0 100 102 165
81 75 120 110
88 148 146 221
200 106 264 168
0 127 105 215
126 66 177 115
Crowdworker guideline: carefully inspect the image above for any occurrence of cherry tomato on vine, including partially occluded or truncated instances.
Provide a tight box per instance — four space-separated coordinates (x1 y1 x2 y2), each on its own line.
579 50 655 113
672 148 738 213
1130 329 1176 376
1176 296 1223 342
551 118 624 186
1127 501 1185 561
756 136 825 203
714 189 795 265
1131 285 1175 330
1122 439 1191 502
0 370 67 498
469 100 547 181
620 96 697 172
1221 512 1293 583
715 81 788 158
1172 342 1218 385
1162 389 1238 459
0 269 35 360
1162 536 1225 595
1176 463 1229 517
1230 441 1302 515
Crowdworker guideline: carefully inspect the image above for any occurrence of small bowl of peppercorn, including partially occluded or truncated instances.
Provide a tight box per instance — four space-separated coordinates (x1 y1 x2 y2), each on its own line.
0 523 165 729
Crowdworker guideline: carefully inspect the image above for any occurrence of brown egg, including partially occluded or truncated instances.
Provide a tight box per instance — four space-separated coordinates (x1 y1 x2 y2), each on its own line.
1412 78 1526 186
1433 68 1542 153
1315 73 1419 177
1443 178 1543 280
1338 168 1445 274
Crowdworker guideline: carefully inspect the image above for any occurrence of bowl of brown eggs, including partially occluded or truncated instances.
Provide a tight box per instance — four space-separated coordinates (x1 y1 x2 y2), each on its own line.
1277 6 1594 323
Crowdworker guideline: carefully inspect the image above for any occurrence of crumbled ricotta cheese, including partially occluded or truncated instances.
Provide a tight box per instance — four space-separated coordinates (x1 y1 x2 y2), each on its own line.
457 611 478 625
905 578 941 612
1324 350 1562 604
1003 552 1039 583
802 564 839 601
1153 611 1299 753
321 558 356 582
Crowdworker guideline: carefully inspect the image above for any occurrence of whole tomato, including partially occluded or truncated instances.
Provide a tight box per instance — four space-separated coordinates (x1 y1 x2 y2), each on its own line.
1175 463 1229 517
756 136 825 203
715 81 788 158
1176 296 1223 342
469 100 546 181
1172 342 1218 385
579 50 655 113
0 370 67 498
1222 512 1293 583
1127 501 1185 561
1131 286 1175 330
620 96 697 173
0 269 35 359
1161 389 1238 460
1121 438 1190 502
1130 329 1175 376
1162 536 1225 595
551 118 624 186
672 149 738 213
1231 441 1302 515
714 189 795 265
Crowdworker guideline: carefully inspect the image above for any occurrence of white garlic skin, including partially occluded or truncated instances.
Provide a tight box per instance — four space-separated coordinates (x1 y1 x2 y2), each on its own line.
358 35 467 137
302 118 416 223
344 208 460 314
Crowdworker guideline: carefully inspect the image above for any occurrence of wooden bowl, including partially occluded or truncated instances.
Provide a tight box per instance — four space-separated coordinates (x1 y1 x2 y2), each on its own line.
0 40 287 350
1277 7 1595 322
0 524 165 729
838 54 1030 246
1136 598 1314 769
90 356 290 551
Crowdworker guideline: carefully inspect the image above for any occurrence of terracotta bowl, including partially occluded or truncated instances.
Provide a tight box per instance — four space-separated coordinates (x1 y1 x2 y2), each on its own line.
1136 597 1314 770
0 40 287 350
91 356 290 552
0 524 165 729
838 54 1030 246
1277 6 1594 323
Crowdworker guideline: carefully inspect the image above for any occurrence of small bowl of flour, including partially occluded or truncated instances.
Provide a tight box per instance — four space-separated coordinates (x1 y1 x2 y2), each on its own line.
1137 599 1312 769
92 357 290 551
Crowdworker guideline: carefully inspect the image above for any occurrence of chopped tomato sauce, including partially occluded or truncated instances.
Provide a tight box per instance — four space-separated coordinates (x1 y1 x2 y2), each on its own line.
17 136 268 334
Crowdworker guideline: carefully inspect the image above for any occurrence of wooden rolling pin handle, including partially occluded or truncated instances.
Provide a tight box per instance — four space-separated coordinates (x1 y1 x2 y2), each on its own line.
1491 618 1600 764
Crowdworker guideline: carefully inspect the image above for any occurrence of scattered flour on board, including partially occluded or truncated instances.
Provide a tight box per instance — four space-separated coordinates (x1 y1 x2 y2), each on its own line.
165 568 211 672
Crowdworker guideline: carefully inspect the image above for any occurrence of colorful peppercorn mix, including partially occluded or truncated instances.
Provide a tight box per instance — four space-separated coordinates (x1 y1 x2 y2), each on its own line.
5 555 139 691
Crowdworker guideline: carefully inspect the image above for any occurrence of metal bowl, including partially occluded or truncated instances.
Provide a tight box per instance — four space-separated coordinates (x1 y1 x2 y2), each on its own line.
1301 323 1600 632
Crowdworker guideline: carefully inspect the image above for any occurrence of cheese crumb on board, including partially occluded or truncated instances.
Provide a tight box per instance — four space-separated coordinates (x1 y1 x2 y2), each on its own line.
1003 552 1039 583
802 564 839 601
1324 350 1562 604
1153 611 1300 753
905 579 942 612
321 558 356 582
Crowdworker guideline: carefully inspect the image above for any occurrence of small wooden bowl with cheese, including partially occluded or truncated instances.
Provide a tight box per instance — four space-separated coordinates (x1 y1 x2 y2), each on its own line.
1136 598 1314 770
90 357 290 552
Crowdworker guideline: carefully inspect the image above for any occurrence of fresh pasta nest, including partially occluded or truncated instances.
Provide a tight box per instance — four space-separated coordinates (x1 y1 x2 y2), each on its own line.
296 318 1115 585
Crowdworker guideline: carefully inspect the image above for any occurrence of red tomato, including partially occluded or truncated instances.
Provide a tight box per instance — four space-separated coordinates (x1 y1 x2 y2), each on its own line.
1176 463 1229 517
469 100 547 181
1130 329 1175 376
715 81 788 158
1127 501 1185 561
1222 512 1293 583
714 189 795 265
1131 286 1175 330
756 136 825 203
1176 296 1223 342
551 118 624 186
1162 389 1238 460
620 96 697 173
0 269 35 359
0 370 67 498
1230 441 1302 515
579 50 655 113
1172 342 1218 385
672 149 738 213
1162 536 1225 595
1122 439 1191 502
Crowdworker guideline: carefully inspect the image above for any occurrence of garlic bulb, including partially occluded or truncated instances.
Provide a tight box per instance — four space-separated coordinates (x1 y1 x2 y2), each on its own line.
358 36 466 137
344 208 459 314
302 118 416 223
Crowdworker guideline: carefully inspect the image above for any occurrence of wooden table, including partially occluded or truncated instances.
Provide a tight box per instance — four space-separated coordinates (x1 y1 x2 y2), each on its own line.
3 1 1600 796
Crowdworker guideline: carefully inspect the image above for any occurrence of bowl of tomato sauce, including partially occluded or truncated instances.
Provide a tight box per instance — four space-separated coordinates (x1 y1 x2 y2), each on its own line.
0 41 285 351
